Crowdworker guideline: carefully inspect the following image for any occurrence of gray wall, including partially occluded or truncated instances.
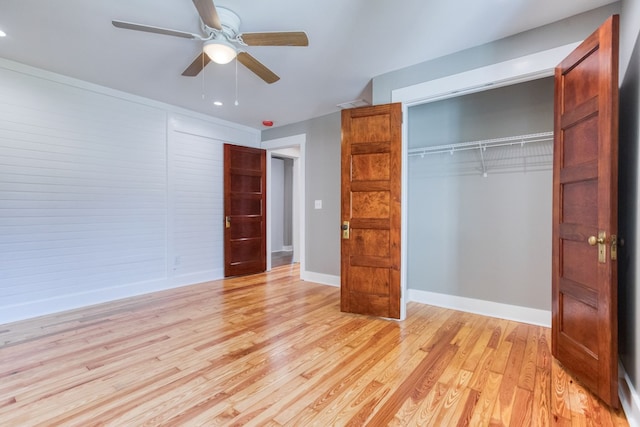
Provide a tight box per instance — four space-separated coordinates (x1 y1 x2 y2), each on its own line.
409 170 552 309
409 78 554 147
619 0 640 413
262 112 341 276
408 79 553 310
283 158 294 247
373 3 621 104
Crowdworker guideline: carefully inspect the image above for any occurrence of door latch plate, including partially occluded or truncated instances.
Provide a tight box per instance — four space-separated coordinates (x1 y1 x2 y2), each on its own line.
611 234 617 261
342 221 350 239
598 231 606 263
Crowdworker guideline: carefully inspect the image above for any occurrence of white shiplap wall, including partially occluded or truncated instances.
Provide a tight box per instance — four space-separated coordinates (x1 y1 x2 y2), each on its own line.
0 60 259 324
168 118 225 282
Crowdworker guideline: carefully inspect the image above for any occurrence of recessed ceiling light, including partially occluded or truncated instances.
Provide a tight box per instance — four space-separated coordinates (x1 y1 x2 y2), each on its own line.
0 30 7 38
213 101 223 106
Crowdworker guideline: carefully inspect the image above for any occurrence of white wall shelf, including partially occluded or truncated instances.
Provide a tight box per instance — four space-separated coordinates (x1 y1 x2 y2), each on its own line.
408 131 554 177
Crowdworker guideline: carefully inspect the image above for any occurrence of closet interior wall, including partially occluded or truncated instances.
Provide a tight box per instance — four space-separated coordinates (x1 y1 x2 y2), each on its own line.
407 77 554 311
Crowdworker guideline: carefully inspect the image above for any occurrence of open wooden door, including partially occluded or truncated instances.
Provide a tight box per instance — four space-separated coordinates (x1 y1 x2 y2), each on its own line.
341 103 402 319
224 144 266 277
552 15 619 407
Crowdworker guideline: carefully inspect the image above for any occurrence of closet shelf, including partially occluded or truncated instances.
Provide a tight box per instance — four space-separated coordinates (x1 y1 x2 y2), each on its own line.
408 131 554 177
408 132 554 157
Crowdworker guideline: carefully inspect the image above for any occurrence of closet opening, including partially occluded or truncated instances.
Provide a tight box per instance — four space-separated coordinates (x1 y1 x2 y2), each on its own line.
406 77 554 315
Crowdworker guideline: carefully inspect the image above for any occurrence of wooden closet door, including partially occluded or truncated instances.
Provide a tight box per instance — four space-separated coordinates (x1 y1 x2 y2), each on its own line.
552 15 619 408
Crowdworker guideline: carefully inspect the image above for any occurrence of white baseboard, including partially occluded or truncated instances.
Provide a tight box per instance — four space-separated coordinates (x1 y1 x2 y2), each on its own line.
408 289 551 327
294 276 551 327
170 269 223 287
620 361 640 427
301 270 340 287
0 269 223 325
271 247 293 254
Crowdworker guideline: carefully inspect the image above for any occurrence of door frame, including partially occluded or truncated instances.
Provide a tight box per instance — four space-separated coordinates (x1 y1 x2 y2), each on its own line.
263 134 306 273
391 42 581 322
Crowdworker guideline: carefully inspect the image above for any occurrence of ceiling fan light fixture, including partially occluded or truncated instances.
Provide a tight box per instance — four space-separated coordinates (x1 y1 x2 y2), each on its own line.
203 39 237 64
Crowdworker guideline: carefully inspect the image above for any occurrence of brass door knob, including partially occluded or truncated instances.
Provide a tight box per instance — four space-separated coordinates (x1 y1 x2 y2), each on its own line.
588 235 605 246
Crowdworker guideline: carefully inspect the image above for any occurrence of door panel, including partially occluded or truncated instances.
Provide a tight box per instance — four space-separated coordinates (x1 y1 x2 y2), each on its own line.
224 144 266 277
552 15 619 408
341 103 402 319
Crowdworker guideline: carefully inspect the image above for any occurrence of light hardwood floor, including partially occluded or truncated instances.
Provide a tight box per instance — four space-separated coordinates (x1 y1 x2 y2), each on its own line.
0 265 629 426
271 251 294 268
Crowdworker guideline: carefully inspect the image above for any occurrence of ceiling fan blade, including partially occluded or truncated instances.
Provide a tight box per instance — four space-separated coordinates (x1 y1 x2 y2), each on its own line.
237 52 280 84
112 20 199 39
240 31 309 47
192 0 222 30
182 52 212 76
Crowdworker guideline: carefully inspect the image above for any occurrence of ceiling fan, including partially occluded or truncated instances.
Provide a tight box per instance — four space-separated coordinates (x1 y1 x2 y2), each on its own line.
112 0 309 84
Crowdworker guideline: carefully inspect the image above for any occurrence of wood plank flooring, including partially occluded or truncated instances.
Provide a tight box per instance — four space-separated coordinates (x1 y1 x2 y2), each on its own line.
271 251 294 268
0 265 629 426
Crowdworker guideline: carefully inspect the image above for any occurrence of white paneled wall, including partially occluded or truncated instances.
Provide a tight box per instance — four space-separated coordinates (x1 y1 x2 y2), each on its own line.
169 127 224 280
0 60 259 324
0 67 168 311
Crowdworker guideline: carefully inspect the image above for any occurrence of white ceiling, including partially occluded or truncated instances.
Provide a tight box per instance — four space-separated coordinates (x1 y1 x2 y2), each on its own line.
0 0 617 130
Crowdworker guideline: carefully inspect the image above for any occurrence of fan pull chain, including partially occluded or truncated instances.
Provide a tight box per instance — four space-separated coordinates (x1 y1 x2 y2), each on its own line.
234 55 239 106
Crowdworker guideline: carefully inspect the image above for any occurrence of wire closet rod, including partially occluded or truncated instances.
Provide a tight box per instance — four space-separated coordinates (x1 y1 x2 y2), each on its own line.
408 131 554 157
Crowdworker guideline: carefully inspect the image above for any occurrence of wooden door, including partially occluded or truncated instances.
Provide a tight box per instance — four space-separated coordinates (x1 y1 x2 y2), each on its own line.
224 144 267 277
552 15 619 408
341 103 402 319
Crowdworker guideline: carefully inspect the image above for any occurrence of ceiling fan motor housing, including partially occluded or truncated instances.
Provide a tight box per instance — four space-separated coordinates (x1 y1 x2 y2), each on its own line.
204 7 241 40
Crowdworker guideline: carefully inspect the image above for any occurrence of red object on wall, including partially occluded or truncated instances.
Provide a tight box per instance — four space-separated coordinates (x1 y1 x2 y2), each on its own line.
262 120 274 127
